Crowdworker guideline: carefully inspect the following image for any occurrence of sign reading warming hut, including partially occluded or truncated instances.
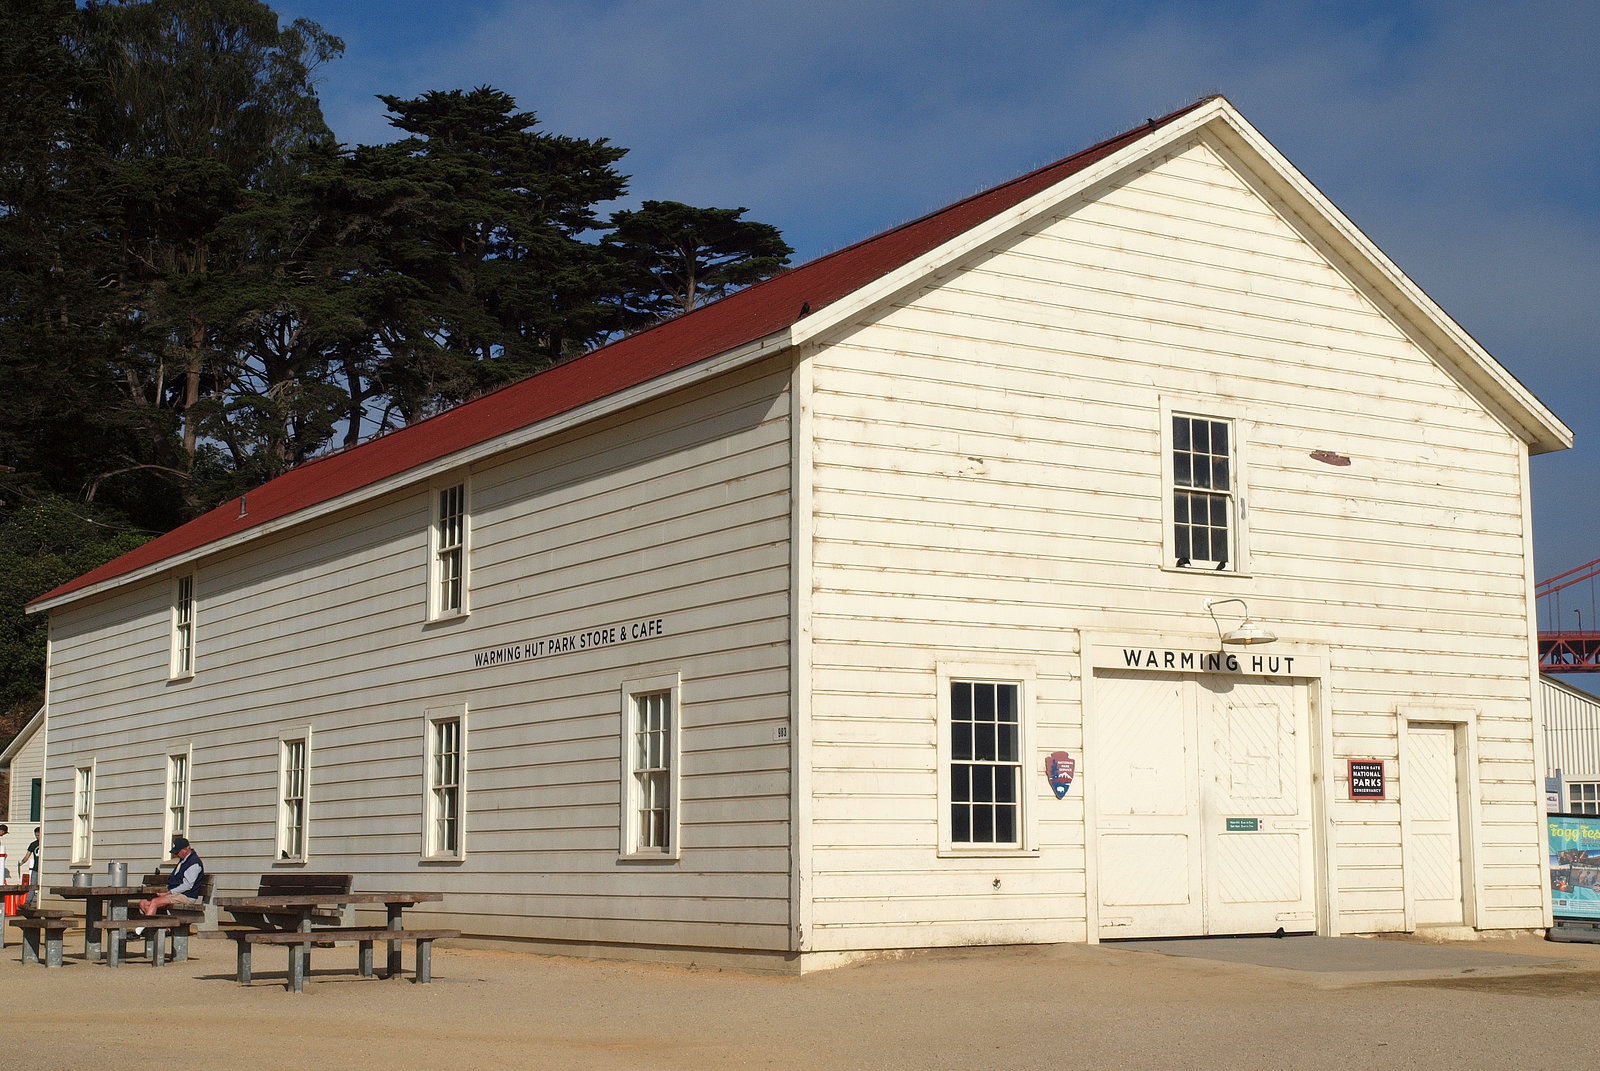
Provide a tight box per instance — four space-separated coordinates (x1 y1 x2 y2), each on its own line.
469 617 665 670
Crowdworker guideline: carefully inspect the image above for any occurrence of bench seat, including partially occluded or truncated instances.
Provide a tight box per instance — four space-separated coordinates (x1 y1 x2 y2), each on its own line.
217 926 459 991
9 916 79 967
93 915 193 967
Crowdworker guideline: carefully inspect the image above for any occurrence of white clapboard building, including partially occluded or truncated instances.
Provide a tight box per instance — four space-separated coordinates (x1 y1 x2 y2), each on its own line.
29 97 1571 968
1541 675 1600 814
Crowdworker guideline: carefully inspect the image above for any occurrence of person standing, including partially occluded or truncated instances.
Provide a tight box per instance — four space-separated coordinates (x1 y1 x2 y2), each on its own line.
16 827 41 907
138 837 204 916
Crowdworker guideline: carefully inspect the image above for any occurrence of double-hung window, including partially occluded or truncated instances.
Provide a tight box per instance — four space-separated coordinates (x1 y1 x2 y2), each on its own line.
424 705 466 860
278 731 311 862
165 750 191 843
72 763 95 864
937 665 1036 855
430 481 468 619
171 574 196 678
620 674 680 858
1164 405 1247 572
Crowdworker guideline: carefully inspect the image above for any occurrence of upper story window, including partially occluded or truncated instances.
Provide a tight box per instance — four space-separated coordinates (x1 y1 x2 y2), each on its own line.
170 574 196 678
1164 406 1248 573
430 481 469 619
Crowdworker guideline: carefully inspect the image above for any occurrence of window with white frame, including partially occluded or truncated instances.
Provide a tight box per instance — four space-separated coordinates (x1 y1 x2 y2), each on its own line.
430 481 468 618
165 751 191 843
73 764 95 864
278 733 310 861
937 665 1036 855
1570 782 1600 815
171 573 195 677
620 675 679 857
424 706 466 859
1169 411 1239 571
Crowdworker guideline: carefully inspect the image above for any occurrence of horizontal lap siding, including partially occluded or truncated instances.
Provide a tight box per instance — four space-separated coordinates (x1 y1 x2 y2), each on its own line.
805 135 1541 949
42 356 795 952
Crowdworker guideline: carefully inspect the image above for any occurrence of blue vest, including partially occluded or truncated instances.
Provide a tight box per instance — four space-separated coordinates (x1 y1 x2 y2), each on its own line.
169 851 204 896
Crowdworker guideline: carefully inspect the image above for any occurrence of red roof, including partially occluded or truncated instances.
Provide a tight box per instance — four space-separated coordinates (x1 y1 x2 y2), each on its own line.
34 99 1212 609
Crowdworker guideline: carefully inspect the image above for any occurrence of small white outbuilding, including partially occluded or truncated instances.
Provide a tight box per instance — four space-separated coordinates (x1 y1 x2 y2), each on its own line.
28 97 1571 969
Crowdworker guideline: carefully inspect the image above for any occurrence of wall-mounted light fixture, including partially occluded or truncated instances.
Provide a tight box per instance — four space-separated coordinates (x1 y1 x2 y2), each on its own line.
1205 597 1277 646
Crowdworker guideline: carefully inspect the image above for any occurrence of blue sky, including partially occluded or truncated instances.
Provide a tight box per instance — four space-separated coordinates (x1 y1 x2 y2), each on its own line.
273 0 1600 594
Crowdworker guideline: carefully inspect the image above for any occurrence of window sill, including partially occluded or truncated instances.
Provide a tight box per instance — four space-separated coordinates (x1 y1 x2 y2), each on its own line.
424 609 470 628
420 854 465 866
1160 561 1251 578
937 846 1040 859
272 857 309 867
167 671 195 685
618 851 680 865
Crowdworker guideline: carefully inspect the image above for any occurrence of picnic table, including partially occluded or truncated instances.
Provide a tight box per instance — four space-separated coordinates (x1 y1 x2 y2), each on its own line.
213 888 452 991
50 882 164 962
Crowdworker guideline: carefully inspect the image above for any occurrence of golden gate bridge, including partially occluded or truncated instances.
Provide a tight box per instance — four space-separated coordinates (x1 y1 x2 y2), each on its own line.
1539 559 1600 671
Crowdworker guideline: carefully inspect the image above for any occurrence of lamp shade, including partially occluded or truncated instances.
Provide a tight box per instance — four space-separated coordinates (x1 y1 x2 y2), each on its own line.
1222 621 1277 646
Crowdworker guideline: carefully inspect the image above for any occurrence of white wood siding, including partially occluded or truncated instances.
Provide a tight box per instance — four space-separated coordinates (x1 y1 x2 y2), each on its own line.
1542 677 1600 783
804 134 1543 950
43 355 795 953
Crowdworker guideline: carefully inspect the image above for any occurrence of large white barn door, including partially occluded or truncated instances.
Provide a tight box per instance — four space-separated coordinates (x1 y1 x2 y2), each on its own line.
1094 671 1315 939
1200 679 1317 934
1093 674 1203 938
1405 724 1466 927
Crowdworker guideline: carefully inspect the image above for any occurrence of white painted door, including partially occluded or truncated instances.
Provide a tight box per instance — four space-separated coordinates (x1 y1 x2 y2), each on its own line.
1200 679 1317 934
1094 672 1315 938
1094 673 1203 938
1406 724 1466 927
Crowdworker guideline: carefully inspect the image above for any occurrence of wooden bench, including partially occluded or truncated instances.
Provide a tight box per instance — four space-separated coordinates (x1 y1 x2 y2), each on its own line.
9 916 79 967
237 927 460 992
94 914 192 967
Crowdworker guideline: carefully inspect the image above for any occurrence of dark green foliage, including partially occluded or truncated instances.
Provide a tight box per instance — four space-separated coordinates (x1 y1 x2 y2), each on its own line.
606 201 792 327
0 493 152 722
0 1 793 737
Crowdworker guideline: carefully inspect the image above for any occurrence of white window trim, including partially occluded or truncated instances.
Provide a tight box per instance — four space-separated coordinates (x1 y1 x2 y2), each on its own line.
71 761 96 866
427 476 471 621
936 662 1039 858
619 672 681 862
1159 398 1251 576
170 572 196 679
164 745 194 846
422 703 468 862
276 728 312 864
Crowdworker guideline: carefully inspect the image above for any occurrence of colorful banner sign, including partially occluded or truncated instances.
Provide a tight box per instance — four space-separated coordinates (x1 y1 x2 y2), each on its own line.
1549 815 1600 921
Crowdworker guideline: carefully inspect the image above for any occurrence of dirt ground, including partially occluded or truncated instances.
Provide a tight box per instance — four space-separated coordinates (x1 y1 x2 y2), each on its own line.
7 933 1600 1070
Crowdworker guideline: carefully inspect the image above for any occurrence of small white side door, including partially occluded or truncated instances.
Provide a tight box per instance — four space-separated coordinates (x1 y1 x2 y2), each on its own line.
1405 723 1466 927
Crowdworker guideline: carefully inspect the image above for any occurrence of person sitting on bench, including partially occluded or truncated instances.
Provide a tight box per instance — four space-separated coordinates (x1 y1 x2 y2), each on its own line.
139 837 205 916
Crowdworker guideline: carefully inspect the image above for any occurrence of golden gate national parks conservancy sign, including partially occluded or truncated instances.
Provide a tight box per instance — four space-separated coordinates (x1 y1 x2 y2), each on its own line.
469 616 665 670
